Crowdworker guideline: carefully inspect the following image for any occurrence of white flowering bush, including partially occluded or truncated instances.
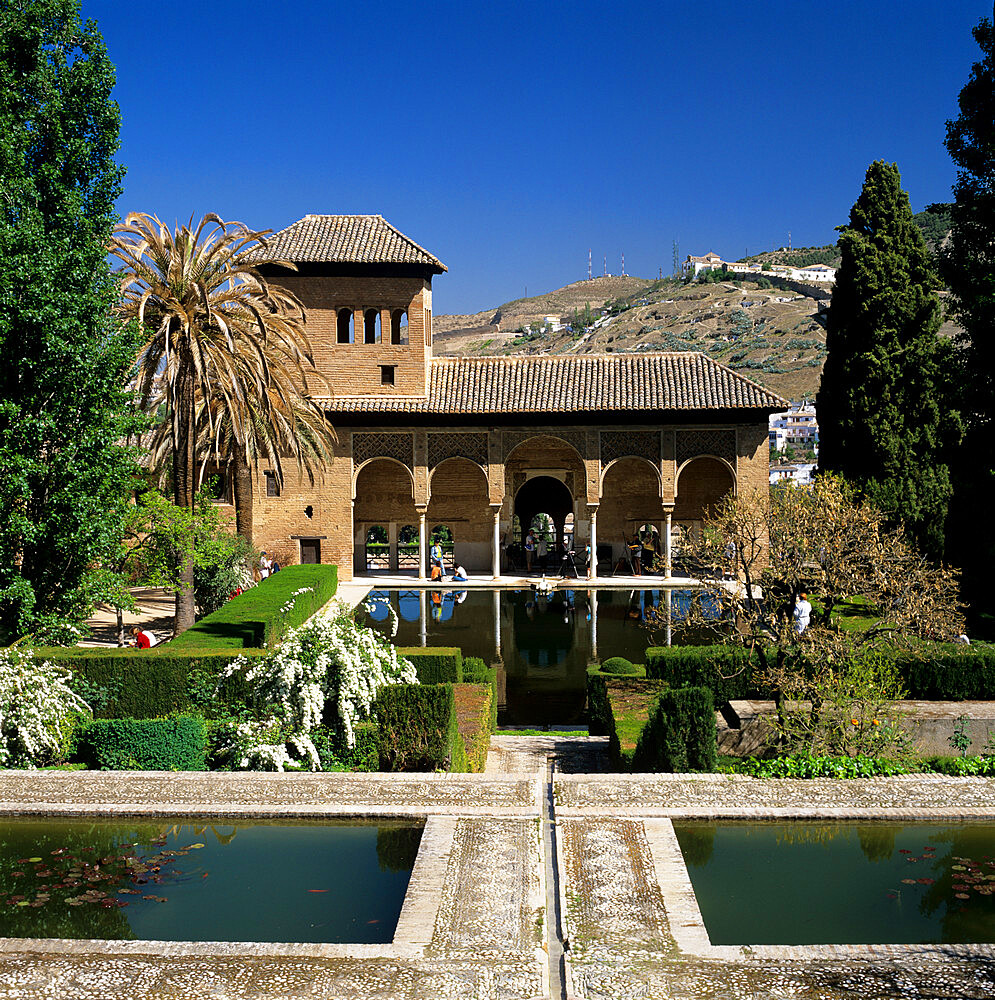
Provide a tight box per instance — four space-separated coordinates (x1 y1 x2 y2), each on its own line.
211 717 320 772
279 586 315 616
0 648 90 767
219 599 416 771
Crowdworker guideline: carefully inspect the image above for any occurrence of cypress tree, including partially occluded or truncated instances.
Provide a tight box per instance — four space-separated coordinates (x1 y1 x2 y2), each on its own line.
0 1 142 641
942 9 995 629
816 160 954 558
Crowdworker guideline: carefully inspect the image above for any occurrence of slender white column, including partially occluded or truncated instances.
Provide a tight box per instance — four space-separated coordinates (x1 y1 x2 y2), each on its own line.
491 504 502 580
588 505 599 580
419 590 427 646
418 509 427 581
664 505 674 580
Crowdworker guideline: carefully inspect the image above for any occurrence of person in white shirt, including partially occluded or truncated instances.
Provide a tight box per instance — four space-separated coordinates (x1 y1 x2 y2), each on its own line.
259 551 272 579
793 592 812 634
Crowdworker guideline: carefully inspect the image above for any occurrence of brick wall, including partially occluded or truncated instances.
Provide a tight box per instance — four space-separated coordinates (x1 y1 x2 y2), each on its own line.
271 274 432 397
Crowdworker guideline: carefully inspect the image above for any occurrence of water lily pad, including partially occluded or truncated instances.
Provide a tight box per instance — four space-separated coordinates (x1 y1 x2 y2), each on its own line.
901 878 917 885
188 844 205 849
952 865 967 871
955 892 971 900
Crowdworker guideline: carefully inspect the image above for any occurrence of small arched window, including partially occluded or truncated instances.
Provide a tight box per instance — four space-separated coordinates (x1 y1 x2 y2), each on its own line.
364 309 380 344
337 309 354 344
391 309 408 345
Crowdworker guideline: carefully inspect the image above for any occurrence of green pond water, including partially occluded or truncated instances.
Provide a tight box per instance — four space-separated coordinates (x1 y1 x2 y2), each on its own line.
364 587 716 726
0 818 421 943
675 822 995 945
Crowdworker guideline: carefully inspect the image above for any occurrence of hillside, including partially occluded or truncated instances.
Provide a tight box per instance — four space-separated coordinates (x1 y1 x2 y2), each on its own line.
434 274 830 400
434 209 959 403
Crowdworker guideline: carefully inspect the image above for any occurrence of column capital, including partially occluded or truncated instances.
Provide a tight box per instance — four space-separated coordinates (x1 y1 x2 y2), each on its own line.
414 504 429 515
662 502 675 514
586 501 600 512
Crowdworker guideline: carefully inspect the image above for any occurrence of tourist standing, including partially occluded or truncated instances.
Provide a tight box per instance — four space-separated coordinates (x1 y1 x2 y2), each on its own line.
524 530 536 572
259 551 272 579
793 592 812 634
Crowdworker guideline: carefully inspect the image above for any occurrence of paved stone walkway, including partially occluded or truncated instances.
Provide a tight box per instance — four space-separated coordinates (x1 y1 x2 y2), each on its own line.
1 768 995 997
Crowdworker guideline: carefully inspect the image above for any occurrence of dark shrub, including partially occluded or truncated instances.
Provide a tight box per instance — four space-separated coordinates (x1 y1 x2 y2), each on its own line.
80 716 207 771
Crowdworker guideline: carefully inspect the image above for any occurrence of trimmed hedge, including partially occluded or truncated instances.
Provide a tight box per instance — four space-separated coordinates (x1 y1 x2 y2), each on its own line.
601 656 640 675
463 656 498 732
171 564 338 651
398 647 463 684
32 649 261 719
894 648 995 700
374 683 464 771
645 643 995 704
80 716 207 771
632 686 717 773
454 683 493 773
645 645 760 702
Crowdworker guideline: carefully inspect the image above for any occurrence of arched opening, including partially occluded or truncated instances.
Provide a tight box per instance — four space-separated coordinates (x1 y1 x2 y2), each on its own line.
337 308 354 344
353 458 416 575
599 457 662 573
398 524 420 571
365 524 389 572
364 309 381 344
515 475 573 573
675 456 735 543
427 458 490 573
390 309 408 345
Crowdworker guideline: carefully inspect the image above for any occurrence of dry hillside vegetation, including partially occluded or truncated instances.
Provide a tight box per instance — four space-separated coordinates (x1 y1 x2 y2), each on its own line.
435 276 831 400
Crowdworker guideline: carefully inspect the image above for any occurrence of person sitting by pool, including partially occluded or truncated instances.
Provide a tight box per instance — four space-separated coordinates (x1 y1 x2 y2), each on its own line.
131 627 159 649
452 565 468 582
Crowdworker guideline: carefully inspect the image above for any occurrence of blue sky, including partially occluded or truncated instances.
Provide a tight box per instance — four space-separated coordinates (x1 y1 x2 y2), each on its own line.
85 0 986 315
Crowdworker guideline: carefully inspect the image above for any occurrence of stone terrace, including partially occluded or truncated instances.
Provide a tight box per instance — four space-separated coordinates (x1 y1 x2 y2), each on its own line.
0 767 994 998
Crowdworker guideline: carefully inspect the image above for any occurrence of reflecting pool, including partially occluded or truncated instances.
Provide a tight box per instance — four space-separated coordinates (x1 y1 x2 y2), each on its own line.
0 818 421 943
674 822 995 945
363 587 713 726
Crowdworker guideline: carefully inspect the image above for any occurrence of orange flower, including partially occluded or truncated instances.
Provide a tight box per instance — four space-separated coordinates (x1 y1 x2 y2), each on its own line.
872 719 880 726
851 719 859 726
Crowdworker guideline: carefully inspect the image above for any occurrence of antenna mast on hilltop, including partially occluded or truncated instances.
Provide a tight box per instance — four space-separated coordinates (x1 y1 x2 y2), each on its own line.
621 252 625 277
603 255 606 277
788 231 792 251
588 249 592 281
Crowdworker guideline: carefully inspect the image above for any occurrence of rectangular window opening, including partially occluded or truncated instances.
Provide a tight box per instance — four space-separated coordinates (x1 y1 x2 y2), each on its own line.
264 471 280 497
380 365 396 386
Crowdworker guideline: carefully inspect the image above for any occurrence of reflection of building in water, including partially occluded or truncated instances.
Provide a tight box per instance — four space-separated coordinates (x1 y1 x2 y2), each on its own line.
365 587 715 726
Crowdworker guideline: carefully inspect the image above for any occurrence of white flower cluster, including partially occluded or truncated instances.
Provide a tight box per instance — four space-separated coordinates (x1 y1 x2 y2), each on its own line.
0 648 90 767
279 585 316 615
219 599 416 770
214 718 320 772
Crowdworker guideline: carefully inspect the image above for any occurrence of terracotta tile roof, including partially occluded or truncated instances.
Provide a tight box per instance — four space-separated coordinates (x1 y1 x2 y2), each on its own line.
254 215 446 271
316 353 787 414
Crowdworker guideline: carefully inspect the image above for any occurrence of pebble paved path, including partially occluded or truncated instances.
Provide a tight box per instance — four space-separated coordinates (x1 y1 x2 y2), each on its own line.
1 760 995 997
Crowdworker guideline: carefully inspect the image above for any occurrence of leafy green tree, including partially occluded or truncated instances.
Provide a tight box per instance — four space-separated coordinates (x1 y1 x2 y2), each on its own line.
816 161 957 557
0 1 144 643
941 10 995 632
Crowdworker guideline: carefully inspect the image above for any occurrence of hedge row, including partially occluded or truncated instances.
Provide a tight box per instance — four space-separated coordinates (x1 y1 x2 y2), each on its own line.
632 687 717 773
398 647 463 684
463 657 498 732
171 564 338 651
454 683 493 773
374 683 465 771
645 644 995 703
79 716 207 771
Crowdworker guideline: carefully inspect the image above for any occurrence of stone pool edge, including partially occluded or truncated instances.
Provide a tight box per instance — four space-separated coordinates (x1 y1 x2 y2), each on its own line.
644 816 995 962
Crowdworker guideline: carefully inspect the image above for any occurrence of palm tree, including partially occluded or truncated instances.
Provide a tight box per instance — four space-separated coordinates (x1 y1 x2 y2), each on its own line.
112 212 330 635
